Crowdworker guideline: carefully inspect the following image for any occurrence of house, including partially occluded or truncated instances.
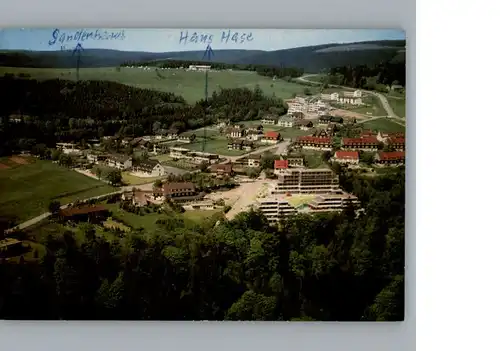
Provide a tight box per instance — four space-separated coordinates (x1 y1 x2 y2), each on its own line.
132 159 167 177
274 159 289 175
56 142 82 155
341 137 379 151
87 153 108 164
164 128 179 140
247 124 264 132
374 151 405 165
312 129 330 138
261 131 281 144
226 127 245 138
161 182 203 204
325 123 339 136
177 133 196 143
228 139 254 151
121 190 152 207
247 155 261 168
291 112 305 119
344 90 363 98
245 130 264 141
278 116 296 128
296 120 314 131
317 115 333 126
295 136 333 151
59 205 110 224
333 151 360 164
261 116 278 125
210 163 234 176
107 154 133 170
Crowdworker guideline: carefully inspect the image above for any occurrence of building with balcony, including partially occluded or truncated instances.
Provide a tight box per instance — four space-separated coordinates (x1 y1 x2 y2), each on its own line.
270 168 339 195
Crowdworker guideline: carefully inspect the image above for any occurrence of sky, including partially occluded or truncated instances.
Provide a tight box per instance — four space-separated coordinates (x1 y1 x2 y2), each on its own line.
0 28 405 52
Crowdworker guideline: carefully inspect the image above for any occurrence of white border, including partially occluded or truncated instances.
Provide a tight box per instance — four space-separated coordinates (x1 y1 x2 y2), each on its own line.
0 1 416 351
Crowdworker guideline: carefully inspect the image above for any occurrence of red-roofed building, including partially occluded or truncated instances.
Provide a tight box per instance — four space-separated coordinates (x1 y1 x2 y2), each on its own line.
296 136 332 151
387 137 405 151
374 151 405 165
261 131 281 144
341 137 379 151
274 159 289 175
333 151 359 164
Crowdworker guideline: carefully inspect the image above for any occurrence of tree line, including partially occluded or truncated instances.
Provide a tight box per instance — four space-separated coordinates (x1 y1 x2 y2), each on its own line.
0 167 404 321
121 60 304 78
0 75 286 156
324 57 406 92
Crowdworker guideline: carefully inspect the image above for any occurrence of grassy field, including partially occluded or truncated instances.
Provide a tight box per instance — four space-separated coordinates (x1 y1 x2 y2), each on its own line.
121 172 165 186
301 150 330 169
172 138 249 156
361 118 406 133
0 158 115 224
0 67 318 104
103 203 222 231
386 96 406 117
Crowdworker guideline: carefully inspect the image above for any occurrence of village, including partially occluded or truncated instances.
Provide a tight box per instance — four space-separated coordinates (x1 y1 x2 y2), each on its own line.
45 90 405 228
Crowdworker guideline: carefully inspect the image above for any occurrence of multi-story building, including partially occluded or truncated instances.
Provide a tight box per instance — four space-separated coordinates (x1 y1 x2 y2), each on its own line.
278 116 296 128
333 151 360 164
247 155 261 168
270 168 339 195
226 127 245 138
296 136 332 151
374 151 405 165
261 131 281 144
295 120 314 130
261 116 278 125
107 154 133 170
253 198 298 224
228 139 254 151
341 137 379 151
299 190 360 213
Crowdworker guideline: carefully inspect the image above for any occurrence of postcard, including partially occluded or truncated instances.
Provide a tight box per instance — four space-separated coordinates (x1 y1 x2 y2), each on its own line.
0 28 406 321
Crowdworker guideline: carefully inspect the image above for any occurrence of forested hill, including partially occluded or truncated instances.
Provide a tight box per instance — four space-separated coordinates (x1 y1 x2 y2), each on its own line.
0 75 286 155
0 40 405 72
0 166 405 321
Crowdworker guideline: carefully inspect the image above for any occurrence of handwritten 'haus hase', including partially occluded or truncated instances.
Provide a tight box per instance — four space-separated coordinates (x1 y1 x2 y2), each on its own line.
179 30 253 45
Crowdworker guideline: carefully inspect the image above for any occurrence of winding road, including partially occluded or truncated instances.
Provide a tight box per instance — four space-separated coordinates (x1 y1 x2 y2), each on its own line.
296 74 404 121
220 140 291 164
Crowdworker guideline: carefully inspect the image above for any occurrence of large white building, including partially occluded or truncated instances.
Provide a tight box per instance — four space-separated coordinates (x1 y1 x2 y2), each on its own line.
253 198 298 224
298 191 360 213
320 90 363 105
188 65 211 71
270 168 339 195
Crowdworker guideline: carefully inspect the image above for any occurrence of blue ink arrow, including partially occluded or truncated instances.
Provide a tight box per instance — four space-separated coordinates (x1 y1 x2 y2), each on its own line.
201 44 214 153
202 44 214 61
72 43 84 81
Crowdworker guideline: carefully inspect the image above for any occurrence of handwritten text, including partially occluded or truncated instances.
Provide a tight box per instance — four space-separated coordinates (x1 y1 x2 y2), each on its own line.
48 29 126 46
179 30 253 45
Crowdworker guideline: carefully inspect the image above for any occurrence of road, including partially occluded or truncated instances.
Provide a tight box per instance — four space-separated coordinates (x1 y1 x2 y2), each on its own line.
357 115 406 127
296 74 404 121
221 140 291 164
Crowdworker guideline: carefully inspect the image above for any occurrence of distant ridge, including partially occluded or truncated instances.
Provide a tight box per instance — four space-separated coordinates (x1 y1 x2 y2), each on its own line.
0 40 405 72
